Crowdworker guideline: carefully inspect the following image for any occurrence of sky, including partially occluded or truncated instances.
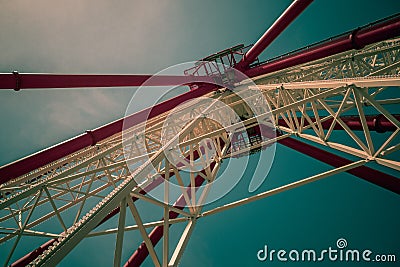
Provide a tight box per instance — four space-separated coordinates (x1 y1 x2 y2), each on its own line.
0 0 400 266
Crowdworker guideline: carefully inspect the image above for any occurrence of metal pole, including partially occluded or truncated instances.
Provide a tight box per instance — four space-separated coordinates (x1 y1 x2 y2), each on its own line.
236 0 313 70
0 73 214 90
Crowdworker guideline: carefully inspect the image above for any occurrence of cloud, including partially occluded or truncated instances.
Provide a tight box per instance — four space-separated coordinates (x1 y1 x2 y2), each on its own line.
44 89 127 133
0 0 184 73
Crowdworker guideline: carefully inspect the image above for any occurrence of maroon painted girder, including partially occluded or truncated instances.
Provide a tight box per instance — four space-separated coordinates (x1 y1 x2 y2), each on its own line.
236 0 313 70
0 73 215 90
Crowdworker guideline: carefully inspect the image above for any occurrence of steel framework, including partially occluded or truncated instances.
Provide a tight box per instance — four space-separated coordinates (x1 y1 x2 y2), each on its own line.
0 1 399 266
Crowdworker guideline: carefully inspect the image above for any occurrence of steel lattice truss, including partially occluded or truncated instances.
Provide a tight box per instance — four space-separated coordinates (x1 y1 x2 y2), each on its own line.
255 37 400 83
252 38 400 167
0 35 399 266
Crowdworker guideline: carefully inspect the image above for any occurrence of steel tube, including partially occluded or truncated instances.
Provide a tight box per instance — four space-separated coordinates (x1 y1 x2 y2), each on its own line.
236 0 313 70
0 73 214 90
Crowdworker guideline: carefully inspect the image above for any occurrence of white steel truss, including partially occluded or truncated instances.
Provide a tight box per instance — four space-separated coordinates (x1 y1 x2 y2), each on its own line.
0 38 399 267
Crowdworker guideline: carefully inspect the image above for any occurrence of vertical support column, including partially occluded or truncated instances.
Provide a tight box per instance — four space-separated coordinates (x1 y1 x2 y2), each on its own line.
163 161 170 267
168 220 197 267
114 197 127 267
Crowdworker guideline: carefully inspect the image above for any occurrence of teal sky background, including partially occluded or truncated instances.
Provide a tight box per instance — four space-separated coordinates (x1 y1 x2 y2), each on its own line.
0 1 399 266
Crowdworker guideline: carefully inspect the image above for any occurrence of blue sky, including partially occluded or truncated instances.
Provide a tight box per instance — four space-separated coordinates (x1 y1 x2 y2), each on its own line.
0 0 399 266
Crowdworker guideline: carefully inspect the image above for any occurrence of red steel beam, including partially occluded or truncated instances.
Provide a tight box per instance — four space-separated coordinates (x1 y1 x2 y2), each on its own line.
0 73 214 90
244 14 400 78
278 137 400 195
236 0 313 70
9 239 55 267
0 83 218 184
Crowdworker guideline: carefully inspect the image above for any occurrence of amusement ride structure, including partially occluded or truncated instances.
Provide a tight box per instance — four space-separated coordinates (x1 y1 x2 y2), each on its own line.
0 0 399 266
